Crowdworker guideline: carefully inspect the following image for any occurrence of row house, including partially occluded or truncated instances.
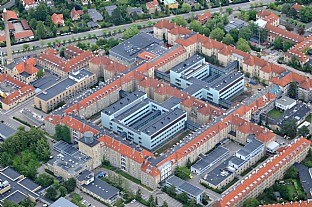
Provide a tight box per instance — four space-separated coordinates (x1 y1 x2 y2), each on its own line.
214 137 311 207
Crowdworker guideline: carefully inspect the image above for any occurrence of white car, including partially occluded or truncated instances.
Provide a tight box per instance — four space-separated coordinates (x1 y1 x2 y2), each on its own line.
130 199 136 204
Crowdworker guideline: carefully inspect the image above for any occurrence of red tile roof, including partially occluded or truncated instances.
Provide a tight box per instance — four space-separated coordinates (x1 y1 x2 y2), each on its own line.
292 3 303 11
70 8 84 19
154 19 175 30
14 30 34 40
270 71 312 89
22 0 36 6
146 0 159 9
60 116 99 135
2 10 18 20
137 51 157 61
8 22 14 30
0 35 5 42
265 23 304 44
285 35 312 64
257 10 272 18
89 56 128 73
263 13 279 24
215 137 311 207
197 11 212 23
51 13 64 25
21 19 30 30
15 58 38 75
260 63 286 74
168 26 192 35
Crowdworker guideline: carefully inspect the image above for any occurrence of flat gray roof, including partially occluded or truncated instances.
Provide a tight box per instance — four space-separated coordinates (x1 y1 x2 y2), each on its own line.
53 141 79 156
77 170 93 182
171 54 205 74
0 122 16 139
103 91 146 115
237 136 263 157
36 78 76 101
166 175 203 197
83 178 119 200
1 167 21 181
276 95 296 107
202 157 233 186
50 197 78 207
32 74 59 90
210 71 243 91
192 146 229 172
109 32 162 64
88 9 103 21
161 97 183 110
6 191 27 204
18 178 39 192
105 5 117 15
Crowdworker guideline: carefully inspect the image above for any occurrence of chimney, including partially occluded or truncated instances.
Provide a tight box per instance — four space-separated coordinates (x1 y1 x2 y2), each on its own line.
3 8 13 64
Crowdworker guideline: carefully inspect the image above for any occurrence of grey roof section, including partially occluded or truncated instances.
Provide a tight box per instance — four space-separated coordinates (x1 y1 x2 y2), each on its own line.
171 54 205 73
83 178 119 200
87 21 98 28
229 156 245 166
36 78 76 101
141 108 186 136
69 69 93 80
225 19 247 33
0 122 16 139
236 136 263 157
6 191 27 204
88 9 103 22
192 146 229 171
294 163 312 199
103 91 146 115
166 175 203 197
105 5 117 15
32 74 59 90
161 97 183 110
209 71 243 91
109 32 163 64
50 197 79 207
126 7 144 15
77 170 93 182
0 167 40 202
5 58 24 70
53 140 79 156
2 167 21 181
202 157 233 186
18 178 39 192
276 95 296 107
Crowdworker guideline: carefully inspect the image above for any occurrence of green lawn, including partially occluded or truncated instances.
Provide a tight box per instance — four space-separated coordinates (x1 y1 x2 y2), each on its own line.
305 114 311 123
268 109 283 119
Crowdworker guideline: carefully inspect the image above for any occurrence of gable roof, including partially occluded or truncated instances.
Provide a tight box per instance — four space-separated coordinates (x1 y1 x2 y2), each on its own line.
2 10 18 20
15 58 38 75
154 19 175 30
292 3 303 11
51 13 64 25
14 30 34 40
70 8 84 19
197 11 212 22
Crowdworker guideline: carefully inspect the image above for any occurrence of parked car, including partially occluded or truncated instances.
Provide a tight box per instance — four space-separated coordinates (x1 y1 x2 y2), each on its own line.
97 171 107 178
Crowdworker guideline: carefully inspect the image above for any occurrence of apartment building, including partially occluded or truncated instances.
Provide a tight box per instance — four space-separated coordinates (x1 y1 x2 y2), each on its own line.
153 19 175 40
4 58 39 83
37 47 93 77
259 201 312 207
88 56 127 79
0 74 35 110
214 137 311 207
170 55 244 108
101 91 187 150
34 69 96 113
270 71 312 102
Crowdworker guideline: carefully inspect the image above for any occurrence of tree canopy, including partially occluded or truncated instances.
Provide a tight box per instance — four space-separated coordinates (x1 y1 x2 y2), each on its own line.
174 166 190 180
55 125 71 143
236 38 251 53
243 198 260 207
281 119 297 139
122 26 140 40
210 28 225 41
172 16 187 27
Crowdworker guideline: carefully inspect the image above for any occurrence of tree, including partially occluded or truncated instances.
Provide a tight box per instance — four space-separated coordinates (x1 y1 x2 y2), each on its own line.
268 2 277 10
289 8 298 18
259 28 268 43
236 38 251 53
172 16 187 27
55 125 71 142
45 15 52 27
226 7 233 14
181 3 191 13
243 198 260 207
35 174 54 187
135 188 142 199
281 119 297 139
285 24 294 31
222 34 234 45
282 4 291 15
59 186 68 197
35 3 48 21
186 158 192 168
147 195 156 207
174 166 190 180
63 178 76 193
45 186 57 201
23 44 30 51
210 28 225 41
298 126 310 137
176 192 188 203
162 201 169 207
300 6 312 23
189 20 202 32
274 37 284 50
2 200 21 207
297 27 305 36
122 26 140 40
284 166 298 179
36 70 44 78
248 9 257 21
202 192 209 205
238 27 252 41
29 18 37 30
288 81 297 99
229 29 239 42
283 40 294 52
36 21 46 39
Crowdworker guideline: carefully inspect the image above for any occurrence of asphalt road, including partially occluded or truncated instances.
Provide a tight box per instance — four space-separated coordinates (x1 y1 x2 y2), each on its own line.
0 0 274 55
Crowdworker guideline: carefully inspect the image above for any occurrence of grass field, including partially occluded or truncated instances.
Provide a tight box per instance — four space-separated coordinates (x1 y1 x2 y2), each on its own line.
268 109 283 119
